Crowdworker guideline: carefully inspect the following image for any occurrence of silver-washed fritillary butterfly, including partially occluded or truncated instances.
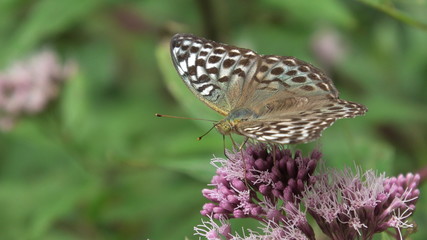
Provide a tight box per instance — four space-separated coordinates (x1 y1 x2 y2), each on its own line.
170 33 367 144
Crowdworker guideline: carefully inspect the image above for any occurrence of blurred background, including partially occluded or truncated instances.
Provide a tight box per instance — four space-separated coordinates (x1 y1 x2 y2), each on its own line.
0 0 426 239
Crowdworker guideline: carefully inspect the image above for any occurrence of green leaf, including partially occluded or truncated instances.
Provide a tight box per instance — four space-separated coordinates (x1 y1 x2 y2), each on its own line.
357 0 427 31
364 95 427 123
157 156 215 182
378 231 395 240
263 0 356 28
0 0 103 65
60 71 89 134
27 177 95 239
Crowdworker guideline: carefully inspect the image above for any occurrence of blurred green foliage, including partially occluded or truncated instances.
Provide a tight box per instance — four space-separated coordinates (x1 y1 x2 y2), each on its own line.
0 0 426 239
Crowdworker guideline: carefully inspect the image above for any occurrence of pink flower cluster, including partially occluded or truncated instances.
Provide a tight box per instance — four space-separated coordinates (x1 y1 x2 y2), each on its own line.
0 49 75 130
197 144 319 240
195 144 420 240
304 168 419 240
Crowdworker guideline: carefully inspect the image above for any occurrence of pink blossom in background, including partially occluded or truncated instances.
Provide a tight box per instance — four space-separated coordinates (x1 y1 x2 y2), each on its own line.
311 27 347 70
0 49 76 130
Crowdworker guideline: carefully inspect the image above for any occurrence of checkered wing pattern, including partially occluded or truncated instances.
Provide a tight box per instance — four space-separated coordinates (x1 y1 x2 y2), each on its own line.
237 99 366 144
171 34 259 116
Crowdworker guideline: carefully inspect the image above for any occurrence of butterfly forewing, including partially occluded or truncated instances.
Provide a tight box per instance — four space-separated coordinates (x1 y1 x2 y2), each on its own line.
257 55 338 95
170 33 367 145
171 34 259 116
240 55 340 113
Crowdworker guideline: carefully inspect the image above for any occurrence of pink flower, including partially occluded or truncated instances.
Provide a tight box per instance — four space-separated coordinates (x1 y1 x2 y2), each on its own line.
302 168 420 240
311 26 347 69
197 143 420 240
0 49 75 130
200 144 319 239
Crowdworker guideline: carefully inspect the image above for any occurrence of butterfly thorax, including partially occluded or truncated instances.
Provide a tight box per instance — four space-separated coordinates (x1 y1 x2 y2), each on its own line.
215 108 258 135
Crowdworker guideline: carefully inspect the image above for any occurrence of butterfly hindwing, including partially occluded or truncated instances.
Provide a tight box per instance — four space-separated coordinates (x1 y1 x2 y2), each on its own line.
237 99 367 144
170 34 259 116
237 118 336 144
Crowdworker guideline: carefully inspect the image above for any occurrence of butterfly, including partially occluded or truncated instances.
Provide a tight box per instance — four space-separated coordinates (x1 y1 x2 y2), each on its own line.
170 33 367 144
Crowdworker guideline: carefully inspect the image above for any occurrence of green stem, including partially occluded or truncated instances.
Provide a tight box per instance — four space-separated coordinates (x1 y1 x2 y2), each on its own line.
358 0 427 32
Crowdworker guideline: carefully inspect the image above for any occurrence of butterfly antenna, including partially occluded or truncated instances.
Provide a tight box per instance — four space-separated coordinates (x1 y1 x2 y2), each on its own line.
155 113 217 122
197 124 217 141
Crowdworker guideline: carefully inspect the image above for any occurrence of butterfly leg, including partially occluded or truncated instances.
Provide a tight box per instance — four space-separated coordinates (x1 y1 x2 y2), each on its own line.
272 144 277 164
239 137 249 151
228 134 239 150
223 135 228 158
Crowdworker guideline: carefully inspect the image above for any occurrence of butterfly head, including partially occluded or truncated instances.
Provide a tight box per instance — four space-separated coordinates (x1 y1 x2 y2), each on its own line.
215 108 257 136
215 119 237 135
214 119 240 136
